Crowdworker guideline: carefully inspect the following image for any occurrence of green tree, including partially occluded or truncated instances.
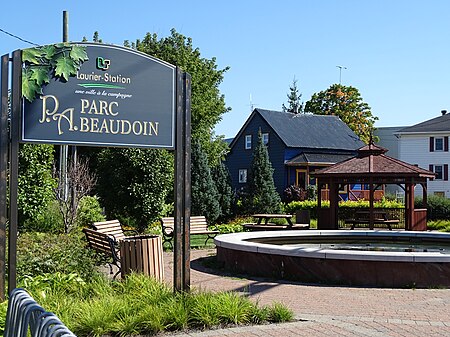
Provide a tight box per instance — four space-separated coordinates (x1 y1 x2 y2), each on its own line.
212 161 235 224
135 29 230 164
18 144 57 230
243 131 281 214
191 140 221 224
282 78 303 114
96 148 173 232
304 84 377 144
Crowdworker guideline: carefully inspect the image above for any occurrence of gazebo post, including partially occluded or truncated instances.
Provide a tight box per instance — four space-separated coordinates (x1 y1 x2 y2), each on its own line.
330 181 339 229
405 182 415 230
421 183 427 208
369 181 374 230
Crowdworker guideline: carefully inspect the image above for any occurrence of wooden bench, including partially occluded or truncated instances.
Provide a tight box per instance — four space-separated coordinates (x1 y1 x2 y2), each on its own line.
92 219 137 243
160 216 220 248
83 228 121 279
345 211 399 230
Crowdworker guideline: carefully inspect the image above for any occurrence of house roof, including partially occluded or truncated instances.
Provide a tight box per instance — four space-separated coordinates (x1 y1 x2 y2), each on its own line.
397 113 450 133
285 152 354 166
230 108 365 150
313 143 435 179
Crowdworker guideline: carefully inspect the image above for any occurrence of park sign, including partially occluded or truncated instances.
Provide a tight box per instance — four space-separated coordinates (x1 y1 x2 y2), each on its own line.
21 43 176 149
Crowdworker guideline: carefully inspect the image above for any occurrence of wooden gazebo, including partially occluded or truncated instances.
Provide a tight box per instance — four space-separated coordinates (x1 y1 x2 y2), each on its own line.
312 142 436 230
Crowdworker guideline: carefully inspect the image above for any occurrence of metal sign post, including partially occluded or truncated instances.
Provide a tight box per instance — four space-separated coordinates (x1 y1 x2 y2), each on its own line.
0 54 9 300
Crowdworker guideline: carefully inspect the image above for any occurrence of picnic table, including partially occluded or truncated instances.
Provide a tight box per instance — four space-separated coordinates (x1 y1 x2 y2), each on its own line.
243 213 309 231
253 213 294 226
345 210 399 230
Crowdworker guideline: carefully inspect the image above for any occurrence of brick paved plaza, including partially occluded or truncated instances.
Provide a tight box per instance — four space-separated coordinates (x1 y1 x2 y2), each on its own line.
163 249 450 337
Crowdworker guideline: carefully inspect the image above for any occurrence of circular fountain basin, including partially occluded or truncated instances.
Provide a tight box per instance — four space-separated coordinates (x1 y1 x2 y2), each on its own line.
214 230 450 288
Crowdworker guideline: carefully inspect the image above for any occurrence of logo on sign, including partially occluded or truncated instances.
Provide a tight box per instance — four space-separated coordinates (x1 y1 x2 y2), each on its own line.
96 57 111 71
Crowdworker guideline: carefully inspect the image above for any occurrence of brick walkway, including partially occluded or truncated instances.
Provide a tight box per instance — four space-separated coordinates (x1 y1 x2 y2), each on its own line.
163 249 450 337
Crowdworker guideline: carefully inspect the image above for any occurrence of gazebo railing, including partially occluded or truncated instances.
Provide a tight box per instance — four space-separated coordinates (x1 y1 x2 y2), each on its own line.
338 207 405 229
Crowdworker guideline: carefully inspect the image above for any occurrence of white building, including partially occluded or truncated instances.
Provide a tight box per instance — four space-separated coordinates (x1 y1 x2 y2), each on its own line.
396 111 449 197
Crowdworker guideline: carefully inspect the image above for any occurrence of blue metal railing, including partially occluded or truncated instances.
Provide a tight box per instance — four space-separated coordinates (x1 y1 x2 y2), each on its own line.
4 288 76 337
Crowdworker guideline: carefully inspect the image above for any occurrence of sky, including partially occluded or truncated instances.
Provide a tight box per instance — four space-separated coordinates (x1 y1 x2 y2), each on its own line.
1 0 450 139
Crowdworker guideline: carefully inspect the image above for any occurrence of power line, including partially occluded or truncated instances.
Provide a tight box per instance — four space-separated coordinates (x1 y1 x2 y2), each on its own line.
0 27 39 46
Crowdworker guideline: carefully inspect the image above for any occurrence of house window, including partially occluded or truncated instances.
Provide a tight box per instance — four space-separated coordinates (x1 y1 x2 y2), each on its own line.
238 169 247 183
434 165 443 180
262 133 269 145
245 135 252 149
435 137 444 151
430 136 449 152
435 191 446 197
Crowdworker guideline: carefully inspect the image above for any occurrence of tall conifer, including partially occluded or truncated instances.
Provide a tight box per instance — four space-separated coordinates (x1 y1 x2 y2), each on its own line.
246 131 281 214
191 140 221 224
212 161 234 223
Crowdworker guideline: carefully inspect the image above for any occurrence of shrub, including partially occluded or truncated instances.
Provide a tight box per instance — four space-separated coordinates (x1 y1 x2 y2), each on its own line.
76 195 106 228
16 232 101 282
22 199 64 233
18 144 57 229
284 198 404 219
283 185 307 203
416 195 450 221
216 223 244 234
427 220 450 232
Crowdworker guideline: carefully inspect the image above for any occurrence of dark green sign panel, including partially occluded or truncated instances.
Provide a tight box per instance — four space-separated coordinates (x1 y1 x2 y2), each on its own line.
21 43 176 149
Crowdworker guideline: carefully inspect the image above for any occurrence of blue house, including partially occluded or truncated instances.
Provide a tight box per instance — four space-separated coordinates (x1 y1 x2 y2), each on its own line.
225 108 365 197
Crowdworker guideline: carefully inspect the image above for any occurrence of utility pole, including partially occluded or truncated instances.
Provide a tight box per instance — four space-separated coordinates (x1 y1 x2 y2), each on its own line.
336 65 347 85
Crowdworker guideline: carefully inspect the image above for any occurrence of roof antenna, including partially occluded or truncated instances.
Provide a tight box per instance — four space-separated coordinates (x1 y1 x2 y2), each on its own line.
336 65 347 84
249 94 257 112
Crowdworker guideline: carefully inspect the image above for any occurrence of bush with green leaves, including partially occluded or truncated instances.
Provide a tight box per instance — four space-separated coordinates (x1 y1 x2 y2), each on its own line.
76 195 106 228
21 199 64 233
96 148 173 232
18 144 57 230
16 232 101 282
427 220 450 232
415 195 450 220
285 198 404 219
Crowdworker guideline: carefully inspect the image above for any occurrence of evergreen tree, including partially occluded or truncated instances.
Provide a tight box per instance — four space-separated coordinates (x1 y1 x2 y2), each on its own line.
282 78 303 114
244 131 281 214
191 140 221 224
212 161 235 224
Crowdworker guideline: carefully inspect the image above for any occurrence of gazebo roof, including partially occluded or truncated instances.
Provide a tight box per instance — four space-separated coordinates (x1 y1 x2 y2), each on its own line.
313 143 435 180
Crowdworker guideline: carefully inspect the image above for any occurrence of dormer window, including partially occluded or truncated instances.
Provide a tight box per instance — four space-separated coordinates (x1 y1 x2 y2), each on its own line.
245 135 252 149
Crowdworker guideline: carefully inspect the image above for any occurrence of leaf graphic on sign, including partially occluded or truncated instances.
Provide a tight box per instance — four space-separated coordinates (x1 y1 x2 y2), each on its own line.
70 46 89 64
22 68 41 102
30 66 51 86
54 56 77 81
21 43 88 102
22 48 44 65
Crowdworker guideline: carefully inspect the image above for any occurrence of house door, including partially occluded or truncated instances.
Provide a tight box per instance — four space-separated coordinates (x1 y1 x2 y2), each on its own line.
296 170 307 189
